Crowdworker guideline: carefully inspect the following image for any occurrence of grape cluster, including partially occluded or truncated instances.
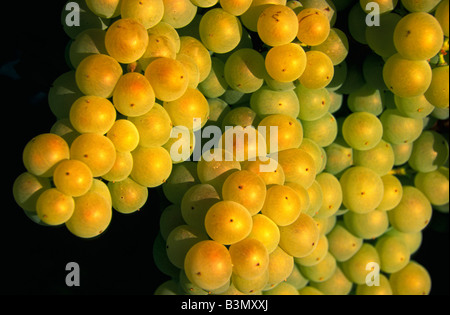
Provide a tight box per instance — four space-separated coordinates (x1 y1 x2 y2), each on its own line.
12 0 449 295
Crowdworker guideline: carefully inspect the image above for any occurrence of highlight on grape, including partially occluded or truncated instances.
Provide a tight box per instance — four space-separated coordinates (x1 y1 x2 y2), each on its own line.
12 0 449 296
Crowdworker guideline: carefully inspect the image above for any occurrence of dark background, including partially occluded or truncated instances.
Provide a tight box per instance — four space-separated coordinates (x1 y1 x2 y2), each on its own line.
0 0 448 296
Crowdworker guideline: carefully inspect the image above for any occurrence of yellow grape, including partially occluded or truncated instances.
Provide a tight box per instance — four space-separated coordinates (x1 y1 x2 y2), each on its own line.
265 43 307 83
299 252 337 283
277 148 317 189
389 261 431 295
250 85 300 119
22 134 70 178
229 238 269 280
106 120 140 153
69 96 116 135
377 174 403 211
327 221 363 262
257 5 298 47
375 234 411 274
425 66 449 109
240 0 288 32
299 138 327 174
435 0 449 36
13 172 51 213
69 29 107 69
220 0 253 16
247 214 281 254
76 54 123 98
341 243 381 285
263 282 299 295
53 160 93 197
102 151 134 182
163 162 200 205
177 53 200 90
344 209 389 240
262 185 302 226
305 180 323 217
342 112 383 151
85 0 122 18
285 182 311 215
221 106 258 130
198 57 228 98
258 114 303 153
232 270 269 295
163 126 196 164
241 157 286 187
299 50 334 89
315 172 343 219
36 188 75 226
130 146 173 188
139 34 178 70
48 71 84 120
295 233 329 267
311 266 354 296
120 0 164 29
108 177 148 214
89 179 113 208
311 28 349 66
297 8 331 46
148 21 181 53
356 274 393 295
161 0 198 29
179 36 212 83
265 246 294 290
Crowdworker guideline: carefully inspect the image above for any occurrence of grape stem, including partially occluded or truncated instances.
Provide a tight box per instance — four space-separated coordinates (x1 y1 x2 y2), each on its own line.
437 37 449 67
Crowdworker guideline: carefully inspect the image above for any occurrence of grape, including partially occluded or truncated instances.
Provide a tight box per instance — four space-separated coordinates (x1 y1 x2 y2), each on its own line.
311 266 353 295
166 224 209 269
50 119 79 146
139 34 178 70
347 85 385 116
389 261 432 295
401 0 441 12
265 43 307 83
184 240 233 291
65 192 113 239
257 5 299 47
145 57 189 102
342 112 383 151
120 0 164 29
408 130 449 173
277 148 317 189
360 0 398 14
13 172 51 213
296 84 331 121
299 51 334 90
394 94 435 119
36 188 75 226
161 0 198 29
48 71 84 120
341 243 381 285
299 138 326 174
247 214 281 254
383 53 432 98
163 126 196 164
250 86 300 119
258 114 303 153
297 8 331 46
107 177 147 215
344 209 389 240
76 54 123 98
299 252 336 283
205 200 253 245
222 170 267 216
392 142 414 166
305 180 324 217
89 179 113 208
129 104 173 148
435 0 449 36
199 8 242 54
301 112 338 147
220 0 253 16
85 0 122 18
327 221 363 262
324 142 353 175
231 271 269 295
286 263 309 290
265 246 294 290
375 234 411 274
388 186 432 233
224 48 266 93
107 120 140 153
69 96 117 135
377 174 403 211
130 146 173 188
311 28 349 66
315 172 343 219
179 36 212 83
154 280 181 295
365 13 401 59
393 12 444 61
415 167 449 206
53 160 93 197
22 134 70 178
278 213 320 258
163 87 210 131
385 228 423 255
353 140 395 176
263 282 299 295
159 204 185 240
113 72 156 117
241 157 286 187
356 274 393 295
148 22 181 53
240 0 287 33
69 29 107 68
298 286 324 295
294 233 328 267
206 98 231 128
198 58 228 99
179 269 209 295
380 109 424 145
262 184 302 226
425 66 449 109
103 151 134 186
229 238 270 280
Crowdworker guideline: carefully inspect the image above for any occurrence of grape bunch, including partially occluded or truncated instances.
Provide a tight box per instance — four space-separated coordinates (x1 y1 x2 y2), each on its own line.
12 0 449 296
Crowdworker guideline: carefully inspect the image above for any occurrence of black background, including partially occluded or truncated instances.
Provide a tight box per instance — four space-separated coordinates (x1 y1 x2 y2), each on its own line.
0 0 448 296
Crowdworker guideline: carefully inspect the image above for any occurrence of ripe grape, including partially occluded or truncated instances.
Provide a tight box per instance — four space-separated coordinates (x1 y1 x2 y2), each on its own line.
299 51 334 89
356 274 393 295
377 174 403 211
85 0 122 18
389 261 432 295
53 160 93 197
295 233 329 267
301 112 338 147
311 28 349 66
347 84 385 116
36 188 75 226
179 36 212 83
408 130 449 173
394 94 435 119
220 0 253 16
229 238 269 280
257 5 299 47
341 243 381 285
104 151 134 186
414 167 449 206
380 109 424 145
130 146 173 188
299 252 337 283
139 34 178 70
375 234 410 274
297 8 331 46
259 114 303 153
13 172 51 213
161 0 198 29
315 172 343 219
311 266 353 295
250 86 300 119
265 43 307 83
48 71 84 120
295 84 331 121
108 177 149 214
305 180 324 217
327 221 363 262
277 148 317 189
342 112 383 151
353 140 395 176
265 246 294 289
198 58 228 99
299 138 327 174
425 66 449 109
69 96 116 135
262 184 302 226
344 209 389 240
247 214 281 254
69 29 107 68
120 0 165 29
435 0 449 36
324 142 353 175
107 120 140 153
263 281 299 295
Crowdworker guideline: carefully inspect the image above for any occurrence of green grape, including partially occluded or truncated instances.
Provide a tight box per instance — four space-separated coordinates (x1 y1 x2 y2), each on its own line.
113 72 156 117
138 34 178 70
297 8 331 46
383 53 432 98
205 201 253 245
69 29 107 68
376 234 411 274
220 0 253 16
393 12 444 61
22 134 70 178
259 114 303 153
159 204 185 240
166 224 209 269
341 243 381 285
408 130 449 173
425 66 449 109
130 146 173 188
360 0 398 14
299 252 336 283
262 185 302 226
299 51 334 90
315 215 336 236
70 96 116 135
401 0 441 12
311 266 353 295
128 104 173 148
380 109 423 145
206 98 230 128
148 22 181 53
415 167 449 206
164 87 210 131
435 0 449 36
231 271 268 295
102 151 132 182
163 162 200 205
300 0 337 24
327 221 363 262
432 107 450 120
389 261 432 295
347 85 385 116
191 0 219 7
392 142 414 166
388 186 432 233
108 177 148 214
240 0 287 33
145 57 189 102
278 213 320 258
179 36 212 83
348 3 368 45
325 142 353 175
365 13 401 59
62 0 109 39
328 90 344 114
257 5 298 47
36 188 75 226
305 180 323 217
296 85 331 121
353 140 395 176
247 214 281 254
65 192 113 239
344 209 389 239
250 86 300 119
198 57 228 99
53 160 93 197
241 157 286 187
377 174 403 211
315 172 343 219
76 54 123 98
48 71 84 120
224 48 266 93
298 286 324 295
278 148 317 189
222 170 267 216
385 228 423 255
265 43 307 83
184 240 233 291
70 134 116 177
179 269 209 295
229 238 270 280
342 112 383 151
85 0 122 18
356 274 393 295
299 138 326 174
181 184 220 232
13 172 51 214
286 263 309 290
120 0 164 29
295 233 328 267
107 120 140 153
394 94 435 119
199 8 242 54
265 246 294 290
154 280 182 295
302 112 338 147
221 107 258 130
263 282 300 295
311 28 349 66
161 0 198 29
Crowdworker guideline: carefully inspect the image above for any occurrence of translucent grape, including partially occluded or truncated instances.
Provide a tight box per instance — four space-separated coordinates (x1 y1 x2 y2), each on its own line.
299 51 334 89
408 130 449 173
392 142 414 166
425 66 449 109
342 112 383 151
377 174 403 211
220 0 253 16
179 36 212 83
163 162 200 205
265 43 307 83
48 71 84 120
263 282 299 295
229 238 270 280
299 138 327 174
324 142 353 175
241 157 286 187
85 0 122 18
311 266 353 295
107 120 140 153
265 246 294 289
89 179 113 208
247 214 281 254
198 57 228 99
103 150 133 181
250 86 300 119
341 243 381 285
120 0 164 29
130 146 173 188
295 233 329 267
206 98 230 128
13 172 51 213
385 228 423 255
311 28 349 66
138 34 178 70
191 0 219 7
315 172 343 219
148 22 181 53
356 274 393 295
295 84 331 121
69 29 107 68
389 261 432 295
376 234 411 274
299 252 337 283
69 96 116 135
305 180 323 217
302 112 338 147
297 8 331 46
415 167 449 206
161 0 198 29
257 5 299 47
277 148 317 189
36 188 75 226
380 109 424 145
262 185 302 226
327 221 363 262
347 85 385 116
298 286 324 295
435 0 449 36
259 114 303 153
240 0 287 32
344 209 389 240
53 160 93 198
353 140 395 176
108 177 148 214
394 94 435 119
